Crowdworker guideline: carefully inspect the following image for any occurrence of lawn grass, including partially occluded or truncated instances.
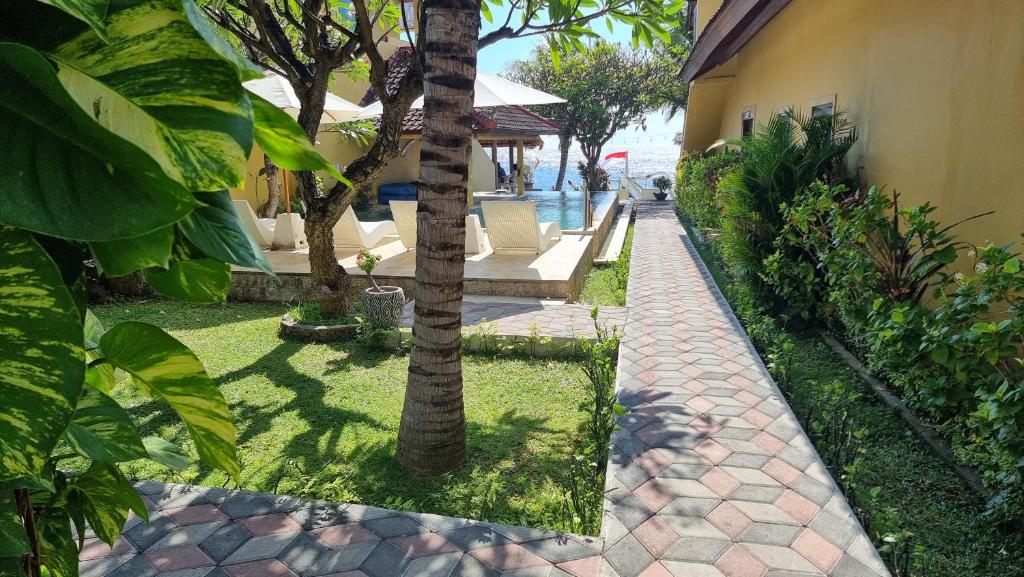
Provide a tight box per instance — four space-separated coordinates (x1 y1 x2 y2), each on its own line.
579 224 634 307
94 300 588 531
679 213 1024 576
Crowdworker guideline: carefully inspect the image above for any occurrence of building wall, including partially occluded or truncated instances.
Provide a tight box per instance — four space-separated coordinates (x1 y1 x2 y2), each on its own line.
693 0 725 39
232 135 501 211
683 0 1024 248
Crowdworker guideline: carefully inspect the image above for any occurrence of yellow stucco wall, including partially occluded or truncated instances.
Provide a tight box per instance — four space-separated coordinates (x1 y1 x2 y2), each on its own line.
683 0 1024 248
693 0 725 39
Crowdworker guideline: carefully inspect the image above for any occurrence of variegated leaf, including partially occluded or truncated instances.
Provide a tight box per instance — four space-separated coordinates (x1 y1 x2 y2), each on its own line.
100 322 240 480
38 0 109 39
0 42 196 240
0 227 85 483
49 0 255 192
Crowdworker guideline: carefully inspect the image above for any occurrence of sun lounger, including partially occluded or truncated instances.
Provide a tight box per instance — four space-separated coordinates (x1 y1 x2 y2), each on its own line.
232 199 276 247
390 201 487 255
332 207 398 248
480 201 561 254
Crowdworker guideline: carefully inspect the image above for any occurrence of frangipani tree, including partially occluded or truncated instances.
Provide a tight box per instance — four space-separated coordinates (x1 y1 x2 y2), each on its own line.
0 1 337 574
508 42 677 191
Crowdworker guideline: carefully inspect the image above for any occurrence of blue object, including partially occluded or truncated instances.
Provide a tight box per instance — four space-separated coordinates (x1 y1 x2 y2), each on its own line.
377 182 417 203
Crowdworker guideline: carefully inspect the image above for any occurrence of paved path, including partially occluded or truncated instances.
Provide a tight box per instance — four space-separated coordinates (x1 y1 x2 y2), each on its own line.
401 299 629 340
77 203 886 577
80 481 603 577
597 203 888 577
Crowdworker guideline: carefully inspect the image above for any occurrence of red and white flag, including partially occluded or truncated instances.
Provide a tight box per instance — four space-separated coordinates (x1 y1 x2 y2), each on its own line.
604 151 628 160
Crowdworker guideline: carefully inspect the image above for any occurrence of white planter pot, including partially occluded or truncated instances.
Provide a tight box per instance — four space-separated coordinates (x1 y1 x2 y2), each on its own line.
362 286 405 328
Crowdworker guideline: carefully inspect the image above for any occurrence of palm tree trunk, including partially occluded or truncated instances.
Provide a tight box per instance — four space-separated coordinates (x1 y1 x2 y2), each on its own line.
397 0 479 474
554 132 570 191
260 154 282 218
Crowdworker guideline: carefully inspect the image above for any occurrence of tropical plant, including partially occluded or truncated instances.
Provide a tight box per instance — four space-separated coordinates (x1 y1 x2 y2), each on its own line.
356 248 383 290
652 175 672 194
577 161 610 191
674 150 740 230
0 1 334 574
719 111 856 299
565 309 622 533
508 42 678 191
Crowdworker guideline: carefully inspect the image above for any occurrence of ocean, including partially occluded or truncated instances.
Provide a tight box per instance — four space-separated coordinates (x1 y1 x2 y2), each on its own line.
519 140 681 191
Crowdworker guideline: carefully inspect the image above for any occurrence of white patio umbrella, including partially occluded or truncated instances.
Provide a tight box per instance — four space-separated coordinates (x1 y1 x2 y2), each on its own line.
354 72 566 118
244 71 361 123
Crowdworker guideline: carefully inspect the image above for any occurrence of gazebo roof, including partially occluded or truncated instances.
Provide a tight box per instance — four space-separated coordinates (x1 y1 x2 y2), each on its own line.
363 46 562 146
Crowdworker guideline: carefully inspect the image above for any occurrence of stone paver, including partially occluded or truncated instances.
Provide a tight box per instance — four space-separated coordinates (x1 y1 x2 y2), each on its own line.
80 482 602 577
400 299 628 340
78 202 886 577
599 203 888 577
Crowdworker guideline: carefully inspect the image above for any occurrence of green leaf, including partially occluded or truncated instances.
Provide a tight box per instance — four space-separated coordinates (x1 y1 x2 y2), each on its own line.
0 556 26 577
89 226 175 277
49 0 254 193
39 0 109 39
932 245 957 265
64 387 147 463
0 42 195 240
70 462 148 546
177 191 273 275
0 492 29 558
144 258 231 303
36 512 78 577
84 310 123 392
480 0 493 23
100 322 240 480
1003 257 1020 274
143 437 188 471
251 93 346 183
0 228 85 483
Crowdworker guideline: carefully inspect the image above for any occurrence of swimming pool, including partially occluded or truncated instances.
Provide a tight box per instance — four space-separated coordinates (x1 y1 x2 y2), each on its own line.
356 189 614 230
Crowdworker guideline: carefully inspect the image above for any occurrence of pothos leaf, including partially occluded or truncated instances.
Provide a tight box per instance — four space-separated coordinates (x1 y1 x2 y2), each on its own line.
0 228 84 484
69 462 148 546
143 437 188 471
177 191 273 275
100 322 240 481
250 93 346 183
0 42 195 241
89 226 176 278
64 387 148 463
36 511 78 577
0 492 29 558
144 258 231 303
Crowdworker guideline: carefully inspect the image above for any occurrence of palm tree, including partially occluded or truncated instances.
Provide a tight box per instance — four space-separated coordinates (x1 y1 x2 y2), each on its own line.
396 0 480 473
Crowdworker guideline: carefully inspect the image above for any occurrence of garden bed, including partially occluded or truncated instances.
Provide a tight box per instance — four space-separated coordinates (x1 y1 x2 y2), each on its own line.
94 300 597 532
579 223 633 306
678 213 1024 576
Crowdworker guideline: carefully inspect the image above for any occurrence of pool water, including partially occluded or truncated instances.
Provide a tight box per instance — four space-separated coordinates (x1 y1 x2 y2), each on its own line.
356 189 614 230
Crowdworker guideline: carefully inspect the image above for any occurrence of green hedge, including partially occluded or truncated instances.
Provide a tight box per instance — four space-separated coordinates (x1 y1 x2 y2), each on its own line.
673 150 739 231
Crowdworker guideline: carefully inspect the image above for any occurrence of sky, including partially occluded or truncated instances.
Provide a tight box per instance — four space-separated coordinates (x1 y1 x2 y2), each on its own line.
474 17 684 149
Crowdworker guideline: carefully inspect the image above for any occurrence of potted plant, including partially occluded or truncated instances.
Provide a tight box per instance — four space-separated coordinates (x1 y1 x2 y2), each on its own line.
652 176 672 201
357 248 406 328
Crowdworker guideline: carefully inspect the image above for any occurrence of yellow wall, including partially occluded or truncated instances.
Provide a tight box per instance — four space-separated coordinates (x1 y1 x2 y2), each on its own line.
232 134 502 211
693 0 725 39
683 0 1024 248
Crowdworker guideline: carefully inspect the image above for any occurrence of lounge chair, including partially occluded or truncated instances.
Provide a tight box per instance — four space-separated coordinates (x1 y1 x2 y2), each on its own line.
480 201 562 254
232 199 276 247
390 200 487 255
332 207 398 248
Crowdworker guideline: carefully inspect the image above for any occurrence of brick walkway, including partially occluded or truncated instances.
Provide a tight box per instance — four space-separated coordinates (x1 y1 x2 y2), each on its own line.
77 203 886 577
400 299 629 340
598 203 888 577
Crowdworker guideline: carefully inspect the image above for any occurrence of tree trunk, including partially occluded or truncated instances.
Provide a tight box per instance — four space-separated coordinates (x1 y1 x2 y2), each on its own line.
584 150 602 191
397 0 479 474
260 154 282 217
554 132 570 191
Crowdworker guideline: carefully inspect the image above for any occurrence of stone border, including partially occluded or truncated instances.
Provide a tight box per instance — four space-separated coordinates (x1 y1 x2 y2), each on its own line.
278 314 360 343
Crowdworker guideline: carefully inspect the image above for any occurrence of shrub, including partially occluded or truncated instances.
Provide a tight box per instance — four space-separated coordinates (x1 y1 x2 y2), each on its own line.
577 161 610 191
674 150 739 230
719 111 856 300
651 175 672 194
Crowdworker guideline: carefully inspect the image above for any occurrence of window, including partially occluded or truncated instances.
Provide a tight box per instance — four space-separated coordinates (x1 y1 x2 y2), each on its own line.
810 94 836 119
776 105 793 119
741 107 755 137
